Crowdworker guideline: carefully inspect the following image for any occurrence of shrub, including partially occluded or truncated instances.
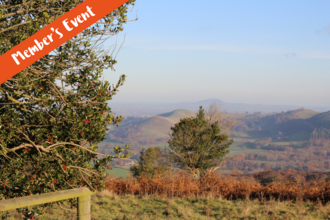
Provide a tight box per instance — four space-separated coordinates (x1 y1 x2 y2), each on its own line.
0 0 136 217
130 147 170 178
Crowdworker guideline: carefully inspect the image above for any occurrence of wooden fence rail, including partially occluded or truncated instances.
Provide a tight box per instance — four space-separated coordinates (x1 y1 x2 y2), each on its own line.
0 187 94 220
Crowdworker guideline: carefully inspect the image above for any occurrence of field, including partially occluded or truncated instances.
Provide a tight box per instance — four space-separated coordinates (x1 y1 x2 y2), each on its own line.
4 191 329 219
90 191 330 219
106 168 130 178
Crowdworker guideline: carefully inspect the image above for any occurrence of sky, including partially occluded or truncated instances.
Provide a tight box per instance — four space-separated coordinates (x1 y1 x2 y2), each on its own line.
102 0 330 108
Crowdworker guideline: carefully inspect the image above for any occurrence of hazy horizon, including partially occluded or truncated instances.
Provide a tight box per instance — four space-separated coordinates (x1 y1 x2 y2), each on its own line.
107 98 330 118
101 0 329 108
109 98 330 109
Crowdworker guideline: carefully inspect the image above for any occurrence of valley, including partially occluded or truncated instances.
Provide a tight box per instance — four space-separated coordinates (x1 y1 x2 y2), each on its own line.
101 104 330 177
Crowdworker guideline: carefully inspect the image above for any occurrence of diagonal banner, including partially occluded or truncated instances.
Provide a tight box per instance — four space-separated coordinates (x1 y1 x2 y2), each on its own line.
0 0 129 85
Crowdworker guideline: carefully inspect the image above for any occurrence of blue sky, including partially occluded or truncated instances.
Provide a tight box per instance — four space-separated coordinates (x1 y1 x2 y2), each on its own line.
103 0 330 108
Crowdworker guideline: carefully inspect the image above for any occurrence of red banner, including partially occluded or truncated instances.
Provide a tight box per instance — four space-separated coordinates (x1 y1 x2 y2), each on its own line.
0 0 129 85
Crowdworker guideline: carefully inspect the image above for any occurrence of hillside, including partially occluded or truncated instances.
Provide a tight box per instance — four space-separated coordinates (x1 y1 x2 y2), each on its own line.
100 107 330 175
107 109 196 147
235 108 321 140
138 116 175 139
308 111 330 140
157 109 196 122
309 111 330 128
131 109 196 138
285 108 320 119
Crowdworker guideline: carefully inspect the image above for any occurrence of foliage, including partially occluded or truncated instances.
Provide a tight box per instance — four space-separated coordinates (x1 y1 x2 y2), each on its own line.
105 170 330 205
0 0 136 218
309 111 330 128
256 170 283 185
129 147 170 178
166 106 233 180
311 128 330 140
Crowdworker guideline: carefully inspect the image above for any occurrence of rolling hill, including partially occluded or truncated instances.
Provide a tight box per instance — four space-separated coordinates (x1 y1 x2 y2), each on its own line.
231 108 330 143
157 109 196 122
107 109 196 146
309 111 330 128
101 108 330 175
137 109 196 138
107 108 329 148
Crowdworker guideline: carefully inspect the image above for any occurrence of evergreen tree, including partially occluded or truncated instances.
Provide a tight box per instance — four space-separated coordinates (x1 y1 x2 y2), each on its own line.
130 147 170 178
166 106 233 180
0 0 136 217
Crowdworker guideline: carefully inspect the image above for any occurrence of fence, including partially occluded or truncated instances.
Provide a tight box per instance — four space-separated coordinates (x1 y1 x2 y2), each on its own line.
0 187 94 220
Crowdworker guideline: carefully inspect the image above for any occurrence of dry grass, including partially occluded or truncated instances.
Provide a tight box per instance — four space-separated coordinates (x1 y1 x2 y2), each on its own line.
2 189 330 219
105 171 330 204
3 171 330 219
90 190 330 219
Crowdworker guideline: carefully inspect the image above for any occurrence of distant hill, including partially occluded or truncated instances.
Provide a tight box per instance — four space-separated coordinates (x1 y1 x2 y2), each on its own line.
137 116 174 139
107 109 196 146
101 107 330 175
109 99 329 117
157 109 196 122
108 108 329 146
308 111 330 140
234 108 328 142
137 109 196 139
309 111 330 128
285 109 320 119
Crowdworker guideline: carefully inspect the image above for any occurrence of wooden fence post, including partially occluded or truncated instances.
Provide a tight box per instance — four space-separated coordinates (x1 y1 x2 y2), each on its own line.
77 194 91 220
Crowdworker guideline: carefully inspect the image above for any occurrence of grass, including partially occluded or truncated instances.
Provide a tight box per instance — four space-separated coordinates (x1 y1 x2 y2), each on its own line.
106 168 130 178
139 142 169 149
6 190 330 219
227 138 269 156
288 131 311 141
89 190 330 219
228 141 244 151
157 109 196 122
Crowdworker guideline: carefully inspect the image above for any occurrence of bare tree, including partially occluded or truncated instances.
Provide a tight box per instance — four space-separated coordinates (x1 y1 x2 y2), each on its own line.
204 102 236 135
184 102 236 135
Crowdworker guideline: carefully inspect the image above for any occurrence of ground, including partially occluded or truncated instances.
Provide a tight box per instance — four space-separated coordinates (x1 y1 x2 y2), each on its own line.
12 190 328 219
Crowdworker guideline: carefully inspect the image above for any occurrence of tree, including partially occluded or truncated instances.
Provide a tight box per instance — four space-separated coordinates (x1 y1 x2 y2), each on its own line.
185 102 236 135
0 0 136 217
204 102 236 135
166 106 233 180
257 170 283 185
130 147 170 178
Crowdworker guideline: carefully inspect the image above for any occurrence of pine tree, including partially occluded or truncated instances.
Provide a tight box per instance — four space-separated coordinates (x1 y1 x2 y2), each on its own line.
130 147 170 178
166 106 233 180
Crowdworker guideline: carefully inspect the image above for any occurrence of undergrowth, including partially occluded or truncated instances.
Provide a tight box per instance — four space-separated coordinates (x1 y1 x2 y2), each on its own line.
105 171 330 204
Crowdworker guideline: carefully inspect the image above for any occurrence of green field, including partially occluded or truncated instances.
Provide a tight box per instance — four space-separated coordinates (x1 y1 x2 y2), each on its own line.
106 168 130 177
